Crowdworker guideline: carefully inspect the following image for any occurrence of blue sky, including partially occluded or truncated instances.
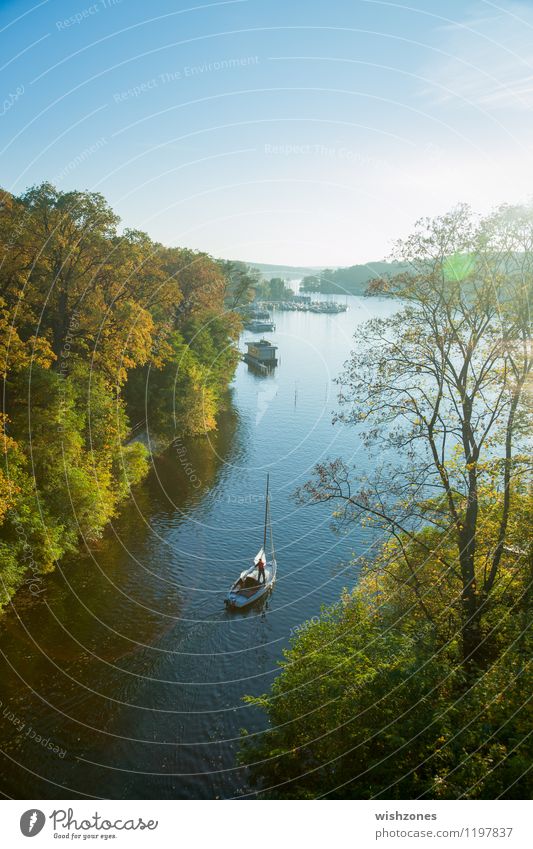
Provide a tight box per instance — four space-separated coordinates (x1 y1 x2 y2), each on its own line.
1 0 533 265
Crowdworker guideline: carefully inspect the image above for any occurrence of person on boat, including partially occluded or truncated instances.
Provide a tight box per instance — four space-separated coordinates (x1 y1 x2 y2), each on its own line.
257 556 266 584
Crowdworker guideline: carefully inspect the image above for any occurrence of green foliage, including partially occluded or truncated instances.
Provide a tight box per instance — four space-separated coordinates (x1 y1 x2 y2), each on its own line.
302 204 532 668
241 521 532 799
128 331 218 440
301 262 409 295
0 182 241 612
243 204 533 798
255 276 294 300
218 260 260 308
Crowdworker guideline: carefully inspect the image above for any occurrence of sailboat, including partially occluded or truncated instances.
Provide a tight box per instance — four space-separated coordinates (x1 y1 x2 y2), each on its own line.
224 475 277 609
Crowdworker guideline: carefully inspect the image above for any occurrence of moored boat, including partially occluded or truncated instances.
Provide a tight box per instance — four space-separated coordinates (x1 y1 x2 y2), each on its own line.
244 318 276 331
243 338 278 371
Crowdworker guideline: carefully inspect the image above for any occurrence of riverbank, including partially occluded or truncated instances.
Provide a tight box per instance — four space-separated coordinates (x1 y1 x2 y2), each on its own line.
0 183 249 615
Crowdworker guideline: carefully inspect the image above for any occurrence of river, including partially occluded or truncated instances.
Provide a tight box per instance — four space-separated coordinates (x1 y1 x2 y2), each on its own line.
0 295 398 799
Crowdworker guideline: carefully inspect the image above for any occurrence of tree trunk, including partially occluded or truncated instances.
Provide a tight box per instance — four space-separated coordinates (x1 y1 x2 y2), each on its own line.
459 486 483 669
461 579 483 668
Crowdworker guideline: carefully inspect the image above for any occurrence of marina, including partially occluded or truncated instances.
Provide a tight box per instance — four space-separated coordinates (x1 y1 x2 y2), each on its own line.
260 300 348 314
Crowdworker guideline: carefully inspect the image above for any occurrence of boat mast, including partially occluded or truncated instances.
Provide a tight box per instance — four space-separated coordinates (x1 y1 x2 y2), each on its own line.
263 473 269 552
269 496 275 564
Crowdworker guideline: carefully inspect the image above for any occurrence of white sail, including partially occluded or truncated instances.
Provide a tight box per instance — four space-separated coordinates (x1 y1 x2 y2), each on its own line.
254 547 266 564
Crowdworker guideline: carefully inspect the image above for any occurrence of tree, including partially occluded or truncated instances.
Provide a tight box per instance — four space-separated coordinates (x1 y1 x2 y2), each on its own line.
15 183 120 359
300 274 321 293
267 277 288 300
299 204 532 669
241 500 532 798
218 260 259 309
0 182 243 612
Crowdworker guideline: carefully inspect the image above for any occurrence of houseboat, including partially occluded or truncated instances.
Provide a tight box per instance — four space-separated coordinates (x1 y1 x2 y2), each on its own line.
243 339 278 372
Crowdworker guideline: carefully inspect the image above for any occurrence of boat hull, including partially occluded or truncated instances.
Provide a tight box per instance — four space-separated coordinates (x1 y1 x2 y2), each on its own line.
225 561 276 609
243 353 278 371
244 321 275 331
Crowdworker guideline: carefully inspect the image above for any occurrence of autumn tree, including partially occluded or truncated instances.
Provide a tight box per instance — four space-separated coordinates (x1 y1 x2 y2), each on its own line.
218 259 259 309
0 183 243 612
300 204 532 669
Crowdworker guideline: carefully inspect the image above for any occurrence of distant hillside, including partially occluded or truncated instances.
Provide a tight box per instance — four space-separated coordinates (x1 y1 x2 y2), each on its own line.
240 261 327 281
235 259 410 294
240 254 523 297
301 262 409 295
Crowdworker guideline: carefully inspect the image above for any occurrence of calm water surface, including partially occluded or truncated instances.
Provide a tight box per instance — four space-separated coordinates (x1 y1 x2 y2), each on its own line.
0 296 397 799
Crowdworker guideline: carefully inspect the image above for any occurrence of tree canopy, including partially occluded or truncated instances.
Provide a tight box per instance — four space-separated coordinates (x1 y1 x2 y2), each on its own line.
242 203 532 799
0 182 247 611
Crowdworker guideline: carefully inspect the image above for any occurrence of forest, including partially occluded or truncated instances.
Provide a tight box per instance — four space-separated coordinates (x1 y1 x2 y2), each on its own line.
0 183 254 611
242 204 533 799
300 261 409 295
1 184 531 800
